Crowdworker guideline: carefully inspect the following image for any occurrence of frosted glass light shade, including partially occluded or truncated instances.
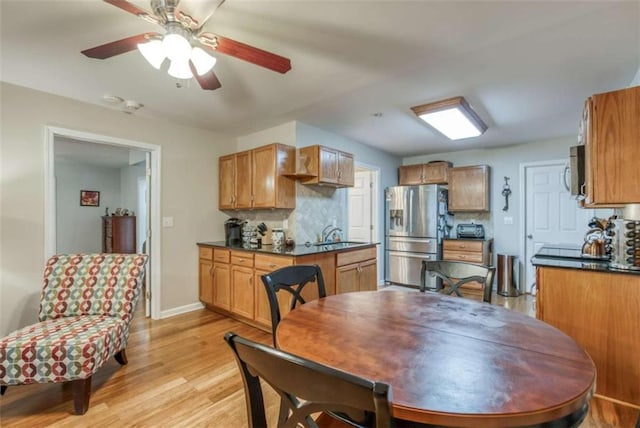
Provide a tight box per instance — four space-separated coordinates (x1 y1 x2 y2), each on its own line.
168 59 193 79
411 96 487 140
137 40 165 69
190 47 217 76
162 33 192 62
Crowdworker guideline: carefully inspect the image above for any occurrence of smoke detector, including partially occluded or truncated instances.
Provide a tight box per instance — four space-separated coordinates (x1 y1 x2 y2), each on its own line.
123 100 144 113
102 95 124 105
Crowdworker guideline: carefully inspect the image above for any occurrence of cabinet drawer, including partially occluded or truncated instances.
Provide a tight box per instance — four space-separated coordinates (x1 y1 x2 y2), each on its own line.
337 247 376 267
198 247 213 260
213 249 230 263
231 251 254 267
255 254 293 271
443 240 483 252
443 250 484 264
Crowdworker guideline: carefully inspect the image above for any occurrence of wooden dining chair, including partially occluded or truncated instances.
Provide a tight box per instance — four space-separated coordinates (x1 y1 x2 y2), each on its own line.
260 265 326 347
224 332 393 428
420 260 496 303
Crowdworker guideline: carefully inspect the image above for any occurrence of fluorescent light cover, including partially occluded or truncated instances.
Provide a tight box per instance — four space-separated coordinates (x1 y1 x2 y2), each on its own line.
190 47 216 76
168 59 193 79
137 40 165 69
411 96 487 140
162 33 191 62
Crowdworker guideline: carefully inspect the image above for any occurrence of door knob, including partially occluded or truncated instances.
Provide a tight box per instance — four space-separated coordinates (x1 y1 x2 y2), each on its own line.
527 234 533 239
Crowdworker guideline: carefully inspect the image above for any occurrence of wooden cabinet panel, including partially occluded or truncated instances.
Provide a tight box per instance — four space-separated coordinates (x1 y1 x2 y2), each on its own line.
442 239 493 292
252 145 277 208
231 265 254 319
219 154 235 209
359 259 377 291
212 263 231 311
199 259 214 306
213 249 230 263
299 145 355 187
449 165 490 212
235 150 253 209
398 162 451 185
443 240 484 252
254 254 293 271
231 255 254 268
199 246 213 260
584 86 640 205
337 247 377 266
254 269 294 329
336 264 359 294
537 267 640 408
102 216 136 253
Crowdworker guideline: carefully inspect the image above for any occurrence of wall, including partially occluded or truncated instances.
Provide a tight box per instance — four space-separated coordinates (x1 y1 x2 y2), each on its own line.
55 160 121 253
120 162 146 217
0 82 232 336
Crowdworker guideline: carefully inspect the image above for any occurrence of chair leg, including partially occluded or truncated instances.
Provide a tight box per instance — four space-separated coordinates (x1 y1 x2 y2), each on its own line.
114 349 128 365
71 377 92 415
1 385 7 395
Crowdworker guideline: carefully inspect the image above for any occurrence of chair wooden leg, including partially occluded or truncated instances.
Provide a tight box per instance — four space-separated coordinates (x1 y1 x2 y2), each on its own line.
71 377 92 415
1 385 7 395
114 349 128 365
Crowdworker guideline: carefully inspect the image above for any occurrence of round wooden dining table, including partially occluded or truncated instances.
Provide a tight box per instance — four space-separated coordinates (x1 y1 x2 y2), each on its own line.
276 291 596 428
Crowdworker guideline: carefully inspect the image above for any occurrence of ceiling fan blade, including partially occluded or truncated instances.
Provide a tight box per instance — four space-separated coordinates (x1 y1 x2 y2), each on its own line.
189 61 222 90
201 33 291 74
82 33 161 59
104 0 152 18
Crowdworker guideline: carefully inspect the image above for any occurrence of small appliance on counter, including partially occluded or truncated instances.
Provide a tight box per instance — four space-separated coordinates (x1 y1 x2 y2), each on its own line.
224 218 244 246
456 223 485 239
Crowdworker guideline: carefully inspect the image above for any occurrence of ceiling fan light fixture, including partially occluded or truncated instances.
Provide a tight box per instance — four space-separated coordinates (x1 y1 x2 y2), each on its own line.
411 96 487 140
190 47 217 76
168 59 194 80
137 39 165 70
162 33 192 62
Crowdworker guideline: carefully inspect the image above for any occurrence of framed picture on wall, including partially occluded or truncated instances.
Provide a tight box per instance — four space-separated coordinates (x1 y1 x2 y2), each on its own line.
80 190 100 207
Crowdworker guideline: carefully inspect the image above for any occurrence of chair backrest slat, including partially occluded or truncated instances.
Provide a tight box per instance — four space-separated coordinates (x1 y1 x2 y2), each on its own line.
39 253 148 321
420 260 495 303
225 332 393 428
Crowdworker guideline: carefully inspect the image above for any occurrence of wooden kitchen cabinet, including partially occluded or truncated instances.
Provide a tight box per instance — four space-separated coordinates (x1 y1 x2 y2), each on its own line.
398 161 452 185
335 247 377 293
582 85 640 205
448 165 490 212
536 266 640 410
199 247 231 310
442 239 493 293
218 143 295 210
230 251 255 319
198 248 214 306
299 145 355 187
253 254 294 328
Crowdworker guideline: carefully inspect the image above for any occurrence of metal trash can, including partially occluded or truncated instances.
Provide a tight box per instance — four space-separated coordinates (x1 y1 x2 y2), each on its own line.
497 254 519 297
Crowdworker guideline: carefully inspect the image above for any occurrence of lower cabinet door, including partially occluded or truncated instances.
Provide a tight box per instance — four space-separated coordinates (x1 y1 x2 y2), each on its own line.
231 265 254 319
336 264 359 294
199 259 214 306
212 263 231 311
359 259 378 291
254 270 272 328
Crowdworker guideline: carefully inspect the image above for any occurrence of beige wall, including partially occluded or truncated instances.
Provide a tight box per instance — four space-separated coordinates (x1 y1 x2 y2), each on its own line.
0 82 232 335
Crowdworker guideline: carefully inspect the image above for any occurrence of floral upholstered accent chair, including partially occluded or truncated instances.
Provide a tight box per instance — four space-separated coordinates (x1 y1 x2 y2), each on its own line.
0 253 148 415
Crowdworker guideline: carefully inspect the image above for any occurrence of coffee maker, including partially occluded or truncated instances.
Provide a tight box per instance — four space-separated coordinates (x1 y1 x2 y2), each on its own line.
224 218 243 246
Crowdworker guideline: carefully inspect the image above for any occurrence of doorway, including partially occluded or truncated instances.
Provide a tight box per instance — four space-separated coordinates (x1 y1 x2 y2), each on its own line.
347 164 380 284
44 126 162 319
520 159 611 293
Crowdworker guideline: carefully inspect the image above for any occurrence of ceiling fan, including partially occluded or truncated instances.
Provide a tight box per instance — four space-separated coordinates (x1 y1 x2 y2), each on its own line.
81 0 292 90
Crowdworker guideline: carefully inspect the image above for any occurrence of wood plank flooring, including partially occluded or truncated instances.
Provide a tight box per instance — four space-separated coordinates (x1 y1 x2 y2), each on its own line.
1 291 637 427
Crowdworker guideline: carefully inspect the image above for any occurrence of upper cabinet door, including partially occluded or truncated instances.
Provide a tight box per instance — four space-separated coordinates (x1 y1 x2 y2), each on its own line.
449 165 490 212
338 151 354 186
319 146 339 184
252 145 277 208
423 161 451 184
219 154 236 209
584 86 640 205
398 164 424 185
235 150 253 209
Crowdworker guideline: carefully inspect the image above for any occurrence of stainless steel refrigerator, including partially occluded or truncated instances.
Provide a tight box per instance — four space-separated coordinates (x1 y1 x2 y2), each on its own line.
384 185 450 290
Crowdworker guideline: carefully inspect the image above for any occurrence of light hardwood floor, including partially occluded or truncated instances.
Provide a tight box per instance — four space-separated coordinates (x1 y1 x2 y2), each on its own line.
1 291 637 427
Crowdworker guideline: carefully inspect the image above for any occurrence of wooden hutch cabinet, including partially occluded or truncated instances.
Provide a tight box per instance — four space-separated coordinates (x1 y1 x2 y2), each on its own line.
102 216 136 253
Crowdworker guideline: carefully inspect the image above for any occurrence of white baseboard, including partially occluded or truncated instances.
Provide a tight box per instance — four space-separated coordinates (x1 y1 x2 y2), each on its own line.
160 302 205 319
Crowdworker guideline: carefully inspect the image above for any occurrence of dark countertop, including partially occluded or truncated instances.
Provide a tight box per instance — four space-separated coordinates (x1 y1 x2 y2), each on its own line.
531 245 640 276
197 241 378 257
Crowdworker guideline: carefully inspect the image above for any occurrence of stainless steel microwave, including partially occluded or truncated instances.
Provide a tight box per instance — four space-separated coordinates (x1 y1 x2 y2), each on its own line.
569 145 585 198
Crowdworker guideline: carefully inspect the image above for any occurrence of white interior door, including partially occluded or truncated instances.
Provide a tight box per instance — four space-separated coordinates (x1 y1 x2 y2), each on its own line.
348 170 372 242
524 162 595 293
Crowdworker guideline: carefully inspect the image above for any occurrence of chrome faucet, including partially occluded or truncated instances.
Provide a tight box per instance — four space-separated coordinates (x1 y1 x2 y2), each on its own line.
321 225 343 243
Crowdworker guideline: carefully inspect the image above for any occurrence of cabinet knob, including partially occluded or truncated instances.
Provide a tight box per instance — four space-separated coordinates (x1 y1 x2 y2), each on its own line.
269 263 277 268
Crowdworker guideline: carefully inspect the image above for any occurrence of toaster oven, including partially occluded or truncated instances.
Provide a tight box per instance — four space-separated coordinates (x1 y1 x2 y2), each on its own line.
456 224 485 239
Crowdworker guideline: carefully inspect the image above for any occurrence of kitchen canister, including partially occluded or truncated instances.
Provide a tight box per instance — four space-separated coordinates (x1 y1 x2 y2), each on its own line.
271 228 285 247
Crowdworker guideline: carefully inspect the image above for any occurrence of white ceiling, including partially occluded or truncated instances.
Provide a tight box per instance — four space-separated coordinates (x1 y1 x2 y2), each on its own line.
55 137 141 168
2 1 638 157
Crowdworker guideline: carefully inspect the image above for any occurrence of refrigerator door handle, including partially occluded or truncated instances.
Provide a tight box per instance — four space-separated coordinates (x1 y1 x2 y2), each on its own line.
387 251 436 260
